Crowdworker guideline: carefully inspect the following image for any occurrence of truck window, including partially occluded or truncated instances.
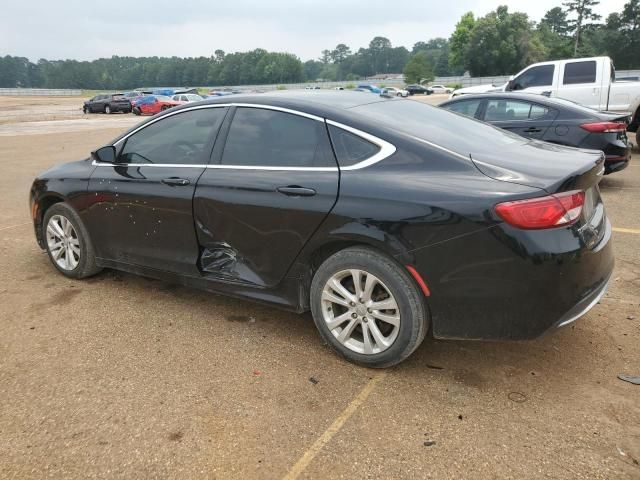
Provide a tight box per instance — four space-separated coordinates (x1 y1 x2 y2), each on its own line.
563 61 597 85
512 65 554 90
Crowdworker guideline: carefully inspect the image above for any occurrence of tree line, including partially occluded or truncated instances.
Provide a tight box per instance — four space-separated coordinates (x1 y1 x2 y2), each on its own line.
0 0 638 90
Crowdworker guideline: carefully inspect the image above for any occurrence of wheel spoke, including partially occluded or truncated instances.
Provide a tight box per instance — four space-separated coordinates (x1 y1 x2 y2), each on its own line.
65 247 73 269
362 274 377 303
371 310 400 327
329 278 356 304
52 246 65 260
322 290 350 308
370 297 398 312
326 311 352 331
62 217 73 236
367 320 389 349
350 269 363 299
362 322 374 354
70 244 81 257
49 221 64 238
69 238 80 247
336 317 359 344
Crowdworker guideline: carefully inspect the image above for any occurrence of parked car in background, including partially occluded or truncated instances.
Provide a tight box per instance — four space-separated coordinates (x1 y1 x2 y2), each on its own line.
83 94 131 114
381 87 409 98
405 84 432 95
123 91 145 101
132 95 181 115
334 86 345 90
450 56 640 145
209 89 241 96
31 91 613 367
429 84 453 94
440 92 631 174
172 94 205 103
357 84 382 94
305 86 322 90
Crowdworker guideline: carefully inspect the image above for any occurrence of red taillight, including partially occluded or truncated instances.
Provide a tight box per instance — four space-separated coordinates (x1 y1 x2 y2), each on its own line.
580 122 627 133
495 190 585 230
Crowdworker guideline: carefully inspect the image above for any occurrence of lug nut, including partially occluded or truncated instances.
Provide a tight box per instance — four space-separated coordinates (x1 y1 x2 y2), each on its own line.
367 308 372 313
350 302 356 307
351 313 357 318
362 317 368 322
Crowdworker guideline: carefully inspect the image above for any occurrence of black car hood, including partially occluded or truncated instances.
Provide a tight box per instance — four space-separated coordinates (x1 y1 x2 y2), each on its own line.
470 139 605 194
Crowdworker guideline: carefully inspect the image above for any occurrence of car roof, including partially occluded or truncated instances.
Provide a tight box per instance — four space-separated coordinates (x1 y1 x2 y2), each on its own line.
194 90 395 113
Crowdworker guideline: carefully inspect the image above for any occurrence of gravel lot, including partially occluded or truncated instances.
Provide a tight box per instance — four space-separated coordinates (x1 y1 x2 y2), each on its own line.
0 95 639 479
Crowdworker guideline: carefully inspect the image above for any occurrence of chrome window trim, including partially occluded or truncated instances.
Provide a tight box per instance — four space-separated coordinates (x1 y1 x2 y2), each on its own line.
92 103 396 172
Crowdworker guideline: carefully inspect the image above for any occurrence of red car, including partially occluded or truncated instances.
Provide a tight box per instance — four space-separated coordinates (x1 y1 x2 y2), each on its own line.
132 95 181 116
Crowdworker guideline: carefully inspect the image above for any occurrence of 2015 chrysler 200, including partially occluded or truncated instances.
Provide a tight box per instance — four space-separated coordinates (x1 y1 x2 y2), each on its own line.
30 91 614 367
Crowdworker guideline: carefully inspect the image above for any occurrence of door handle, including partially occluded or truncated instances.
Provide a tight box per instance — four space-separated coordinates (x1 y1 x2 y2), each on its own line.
523 127 542 133
276 186 317 197
162 177 190 186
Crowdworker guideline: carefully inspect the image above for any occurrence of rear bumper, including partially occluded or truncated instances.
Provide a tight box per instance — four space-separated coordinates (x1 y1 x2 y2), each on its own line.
410 215 614 340
604 157 629 174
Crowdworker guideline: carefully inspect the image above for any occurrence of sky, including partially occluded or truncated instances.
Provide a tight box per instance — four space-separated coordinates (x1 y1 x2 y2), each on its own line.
0 0 628 62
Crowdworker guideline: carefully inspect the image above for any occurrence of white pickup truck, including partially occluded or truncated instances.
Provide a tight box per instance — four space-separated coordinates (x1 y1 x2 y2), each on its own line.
451 57 640 142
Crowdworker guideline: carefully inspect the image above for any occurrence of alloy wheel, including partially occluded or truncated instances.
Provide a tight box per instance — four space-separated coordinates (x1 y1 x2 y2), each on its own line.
321 269 400 355
46 214 80 271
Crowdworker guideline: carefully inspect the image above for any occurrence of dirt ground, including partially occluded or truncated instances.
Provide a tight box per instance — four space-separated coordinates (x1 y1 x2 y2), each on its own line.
0 95 639 480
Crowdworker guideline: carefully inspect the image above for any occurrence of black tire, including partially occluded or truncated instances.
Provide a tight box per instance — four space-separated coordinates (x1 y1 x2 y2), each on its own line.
636 129 639 148
42 202 102 279
83 106 89 114
105 105 111 114
133 107 141 115
310 246 428 368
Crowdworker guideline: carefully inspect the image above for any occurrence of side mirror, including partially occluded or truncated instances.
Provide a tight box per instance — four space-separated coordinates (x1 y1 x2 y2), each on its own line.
91 145 116 163
505 80 515 91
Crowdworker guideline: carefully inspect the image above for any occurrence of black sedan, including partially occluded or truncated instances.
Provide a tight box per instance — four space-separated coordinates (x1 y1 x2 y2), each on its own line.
83 93 131 114
30 91 613 367
440 93 631 174
405 84 433 95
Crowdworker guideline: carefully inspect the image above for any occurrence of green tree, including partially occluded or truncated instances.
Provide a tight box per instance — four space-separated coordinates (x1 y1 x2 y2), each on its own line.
403 52 434 84
465 6 546 75
563 0 601 56
449 12 475 72
540 7 571 35
330 44 352 63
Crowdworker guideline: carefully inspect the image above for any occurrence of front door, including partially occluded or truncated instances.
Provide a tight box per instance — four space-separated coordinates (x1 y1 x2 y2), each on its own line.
85 106 228 275
193 106 340 288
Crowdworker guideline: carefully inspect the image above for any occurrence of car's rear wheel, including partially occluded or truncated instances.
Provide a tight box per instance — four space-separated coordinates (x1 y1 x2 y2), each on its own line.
133 107 141 115
42 203 102 279
83 106 89 114
161 105 170 111
104 105 111 114
310 246 428 368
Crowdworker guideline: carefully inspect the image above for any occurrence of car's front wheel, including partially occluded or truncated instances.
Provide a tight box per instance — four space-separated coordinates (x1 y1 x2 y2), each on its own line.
310 246 428 368
105 105 111 114
42 203 102 279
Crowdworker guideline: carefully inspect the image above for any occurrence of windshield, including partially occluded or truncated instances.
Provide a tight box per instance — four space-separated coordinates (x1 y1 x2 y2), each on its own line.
186 94 203 101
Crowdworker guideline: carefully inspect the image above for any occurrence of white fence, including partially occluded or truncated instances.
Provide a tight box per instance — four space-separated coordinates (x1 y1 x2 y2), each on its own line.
0 88 82 96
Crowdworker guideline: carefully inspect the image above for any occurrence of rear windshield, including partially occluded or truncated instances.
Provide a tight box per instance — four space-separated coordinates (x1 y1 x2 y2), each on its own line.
353 100 521 155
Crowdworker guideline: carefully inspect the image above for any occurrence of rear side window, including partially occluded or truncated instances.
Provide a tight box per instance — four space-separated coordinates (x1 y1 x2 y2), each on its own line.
563 61 597 85
513 65 554 90
484 100 551 121
328 125 380 167
221 108 335 168
443 99 482 118
119 107 226 165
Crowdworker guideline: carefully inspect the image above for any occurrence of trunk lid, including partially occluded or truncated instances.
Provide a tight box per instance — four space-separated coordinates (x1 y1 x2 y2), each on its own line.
470 139 605 194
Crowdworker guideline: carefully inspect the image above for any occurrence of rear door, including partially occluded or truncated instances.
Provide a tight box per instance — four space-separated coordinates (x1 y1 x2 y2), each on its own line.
193 105 339 287
482 98 558 140
558 60 601 109
86 106 228 275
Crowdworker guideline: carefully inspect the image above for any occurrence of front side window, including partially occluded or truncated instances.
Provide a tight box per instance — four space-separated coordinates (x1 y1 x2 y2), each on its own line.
513 65 554 90
563 61 597 85
444 99 482 119
221 108 335 168
484 100 550 121
118 108 226 165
